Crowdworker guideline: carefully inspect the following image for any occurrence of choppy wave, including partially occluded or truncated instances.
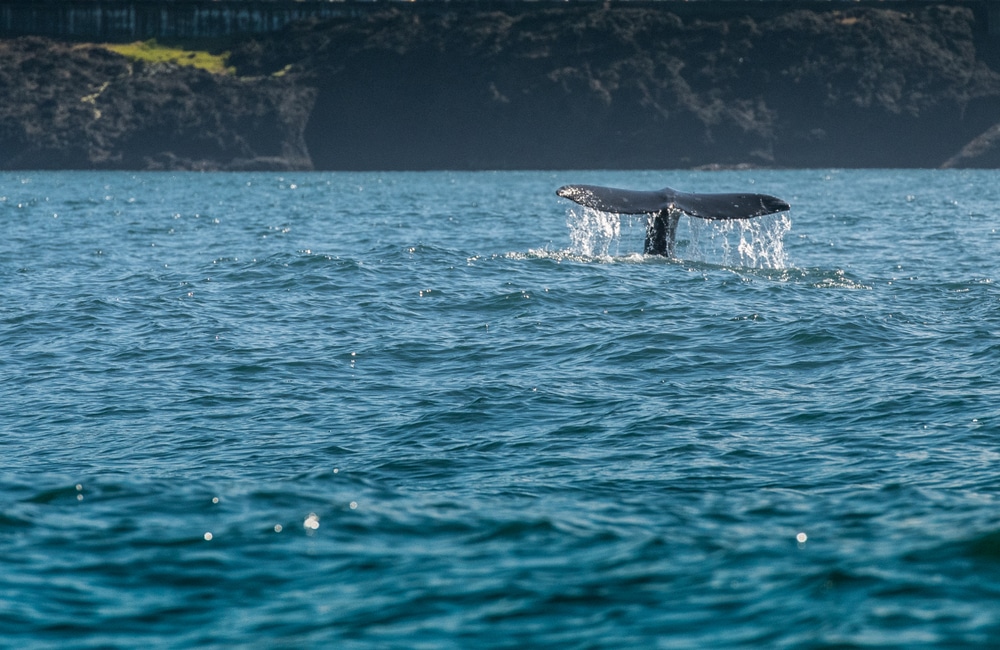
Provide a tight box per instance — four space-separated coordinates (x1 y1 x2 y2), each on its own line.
3 170 1000 647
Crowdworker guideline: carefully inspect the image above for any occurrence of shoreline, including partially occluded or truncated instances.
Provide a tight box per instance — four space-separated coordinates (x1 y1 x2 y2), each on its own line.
3 4 1000 171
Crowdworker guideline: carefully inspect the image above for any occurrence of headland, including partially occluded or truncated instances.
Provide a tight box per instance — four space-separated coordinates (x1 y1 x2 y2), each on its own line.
3 1 1000 170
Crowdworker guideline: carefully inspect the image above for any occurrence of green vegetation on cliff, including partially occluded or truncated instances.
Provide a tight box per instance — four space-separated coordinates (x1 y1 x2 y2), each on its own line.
100 39 235 75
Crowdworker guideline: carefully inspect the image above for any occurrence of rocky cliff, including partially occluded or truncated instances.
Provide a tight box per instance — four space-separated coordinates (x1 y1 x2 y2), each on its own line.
0 37 314 170
3 4 1000 170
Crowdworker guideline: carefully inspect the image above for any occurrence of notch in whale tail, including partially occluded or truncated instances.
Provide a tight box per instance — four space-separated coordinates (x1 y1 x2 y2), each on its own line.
556 184 790 256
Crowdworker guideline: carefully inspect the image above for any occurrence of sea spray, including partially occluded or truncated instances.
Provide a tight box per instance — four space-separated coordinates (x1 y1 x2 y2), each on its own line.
565 207 791 268
684 212 792 269
566 207 622 258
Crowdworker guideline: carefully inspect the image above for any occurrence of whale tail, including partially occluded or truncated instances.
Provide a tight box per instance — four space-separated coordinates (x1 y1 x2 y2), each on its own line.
556 184 790 256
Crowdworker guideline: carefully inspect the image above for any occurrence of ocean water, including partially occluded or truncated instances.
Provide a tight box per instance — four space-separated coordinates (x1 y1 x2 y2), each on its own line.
2 169 999 648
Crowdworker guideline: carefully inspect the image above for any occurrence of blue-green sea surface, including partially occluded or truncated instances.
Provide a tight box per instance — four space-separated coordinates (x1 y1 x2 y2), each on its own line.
2 170 999 648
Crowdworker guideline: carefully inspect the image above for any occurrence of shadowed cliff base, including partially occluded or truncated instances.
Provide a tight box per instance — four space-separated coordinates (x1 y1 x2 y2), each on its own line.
3 3 1000 170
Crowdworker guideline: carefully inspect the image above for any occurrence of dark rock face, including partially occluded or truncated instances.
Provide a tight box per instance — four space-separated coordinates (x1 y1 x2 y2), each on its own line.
227 4 1000 169
0 37 315 170
3 4 1000 170
752 6 1000 168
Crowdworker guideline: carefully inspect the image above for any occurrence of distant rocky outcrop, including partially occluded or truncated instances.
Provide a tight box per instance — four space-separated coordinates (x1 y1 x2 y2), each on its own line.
0 37 314 170
942 121 1000 167
3 4 1000 170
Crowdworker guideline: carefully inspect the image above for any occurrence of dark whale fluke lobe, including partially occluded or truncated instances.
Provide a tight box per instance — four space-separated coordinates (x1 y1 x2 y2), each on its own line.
555 184 790 220
556 184 790 256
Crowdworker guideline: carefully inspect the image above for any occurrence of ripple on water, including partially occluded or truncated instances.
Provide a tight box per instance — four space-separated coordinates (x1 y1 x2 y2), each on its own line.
3 171 1000 646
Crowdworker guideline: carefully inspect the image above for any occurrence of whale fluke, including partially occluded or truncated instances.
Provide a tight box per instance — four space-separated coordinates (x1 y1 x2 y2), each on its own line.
556 184 790 220
556 183 790 255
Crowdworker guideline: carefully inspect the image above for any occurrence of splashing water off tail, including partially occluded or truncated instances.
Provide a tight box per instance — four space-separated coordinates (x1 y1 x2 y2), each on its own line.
686 212 792 268
566 207 623 258
565 208 791 268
